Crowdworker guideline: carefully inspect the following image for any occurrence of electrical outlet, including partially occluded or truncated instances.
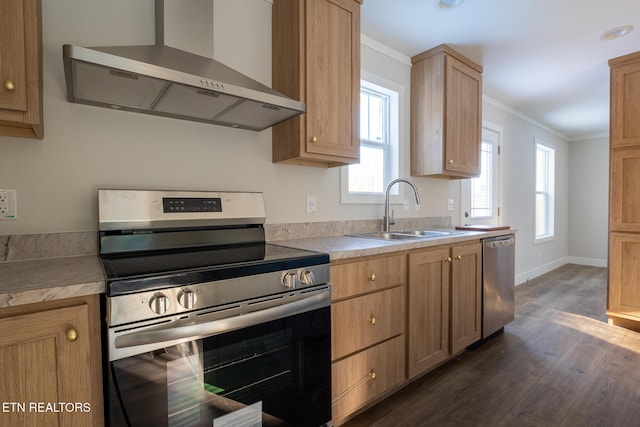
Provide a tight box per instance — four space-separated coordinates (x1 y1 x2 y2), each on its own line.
447 199 455 212
306 195 317 214
0 189 17 220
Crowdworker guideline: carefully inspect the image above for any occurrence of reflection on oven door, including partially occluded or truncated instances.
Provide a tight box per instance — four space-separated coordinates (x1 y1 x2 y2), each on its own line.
109 308 331 427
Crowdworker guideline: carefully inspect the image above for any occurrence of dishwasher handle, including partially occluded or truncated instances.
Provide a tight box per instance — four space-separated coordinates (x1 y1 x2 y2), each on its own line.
484 236 515 249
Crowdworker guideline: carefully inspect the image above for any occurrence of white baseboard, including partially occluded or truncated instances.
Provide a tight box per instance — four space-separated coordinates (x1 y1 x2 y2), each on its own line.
515 256 607 286
515 257 569 286
566 256 607 268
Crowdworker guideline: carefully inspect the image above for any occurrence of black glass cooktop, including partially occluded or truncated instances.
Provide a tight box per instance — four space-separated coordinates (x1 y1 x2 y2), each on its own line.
101 243 329 296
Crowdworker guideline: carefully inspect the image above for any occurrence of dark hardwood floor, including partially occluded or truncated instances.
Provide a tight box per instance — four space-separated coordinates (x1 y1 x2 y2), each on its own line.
343 264 640 427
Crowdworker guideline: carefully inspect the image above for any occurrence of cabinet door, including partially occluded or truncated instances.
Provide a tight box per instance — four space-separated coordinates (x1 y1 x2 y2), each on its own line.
407 247 450 379
444 55 482 176
610 148 640 232
0 0 28 112
304 0 360 160
450 242 482 354
332 286 405 360
0 303 96 427
609 233 640 317
610 60 640 149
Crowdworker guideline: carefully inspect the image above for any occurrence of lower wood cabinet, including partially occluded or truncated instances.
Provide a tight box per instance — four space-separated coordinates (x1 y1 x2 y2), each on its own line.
0 295 103 427
407 247 450 379
407 241 482 379
330 254 406 425
330 239 483 424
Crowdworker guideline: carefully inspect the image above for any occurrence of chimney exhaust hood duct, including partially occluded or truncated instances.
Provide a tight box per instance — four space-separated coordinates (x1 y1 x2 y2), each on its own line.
62 0 304 131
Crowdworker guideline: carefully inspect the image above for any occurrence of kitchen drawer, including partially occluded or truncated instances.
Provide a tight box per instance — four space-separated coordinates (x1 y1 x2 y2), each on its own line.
332 335 405 424
331 254 405 301
332 286 405 360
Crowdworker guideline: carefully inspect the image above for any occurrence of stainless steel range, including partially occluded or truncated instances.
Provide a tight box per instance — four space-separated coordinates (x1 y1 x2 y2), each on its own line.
99 189 331 427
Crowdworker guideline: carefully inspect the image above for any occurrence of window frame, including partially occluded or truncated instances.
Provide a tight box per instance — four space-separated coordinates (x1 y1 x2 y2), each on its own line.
534 139 555 243
341 72 402 204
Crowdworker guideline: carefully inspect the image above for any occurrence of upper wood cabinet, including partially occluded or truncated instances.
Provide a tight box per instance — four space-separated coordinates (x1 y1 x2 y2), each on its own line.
272 0 361 167
0 295 104 426
0 0 43 139
610 52 640 149
410 44 482 178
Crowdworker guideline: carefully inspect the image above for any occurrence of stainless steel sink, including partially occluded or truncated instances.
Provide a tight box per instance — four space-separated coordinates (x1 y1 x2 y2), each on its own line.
349 229 463 241
398 230 452 237
351 232 422 240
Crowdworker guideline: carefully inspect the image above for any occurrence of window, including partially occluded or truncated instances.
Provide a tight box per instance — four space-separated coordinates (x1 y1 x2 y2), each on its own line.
535 139 555 242
349 86 389 193
341 75 400 204
461 123 502 225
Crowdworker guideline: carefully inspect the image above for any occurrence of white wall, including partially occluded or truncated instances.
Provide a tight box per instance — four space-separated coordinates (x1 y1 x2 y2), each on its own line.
568 137 609 266
0 0 456 236
0 0 598 284
481 100 570 284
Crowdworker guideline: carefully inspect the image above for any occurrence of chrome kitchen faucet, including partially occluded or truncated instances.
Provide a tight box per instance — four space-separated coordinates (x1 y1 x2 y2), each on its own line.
383 178 422 232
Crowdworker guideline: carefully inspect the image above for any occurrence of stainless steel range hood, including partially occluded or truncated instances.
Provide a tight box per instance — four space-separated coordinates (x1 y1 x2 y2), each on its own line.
62 1 304 131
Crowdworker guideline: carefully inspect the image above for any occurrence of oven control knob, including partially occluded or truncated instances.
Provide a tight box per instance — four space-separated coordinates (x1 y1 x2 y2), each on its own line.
149 293 170 315
177 289 197 309
281 271 298 288
298 270 315 286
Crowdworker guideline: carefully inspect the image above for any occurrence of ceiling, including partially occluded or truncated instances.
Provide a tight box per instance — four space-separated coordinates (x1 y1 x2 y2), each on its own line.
360 0 640 140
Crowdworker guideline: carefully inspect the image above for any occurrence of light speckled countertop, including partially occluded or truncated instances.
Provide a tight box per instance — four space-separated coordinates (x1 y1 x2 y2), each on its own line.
0 228 515 308
271 229 516 261
0 256 105 308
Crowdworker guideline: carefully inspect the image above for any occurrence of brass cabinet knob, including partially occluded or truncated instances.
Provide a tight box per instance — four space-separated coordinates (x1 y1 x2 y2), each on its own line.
445 256 452 263
311 136 318 142
368 316 377 325
369 370 377 380
368 273 376 282
66 328 79 342
4 80 15 91
449 159 454 164
455 255 462 260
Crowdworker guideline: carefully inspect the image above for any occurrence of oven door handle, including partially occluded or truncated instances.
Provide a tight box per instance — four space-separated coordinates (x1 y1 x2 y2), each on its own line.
114 290 330 349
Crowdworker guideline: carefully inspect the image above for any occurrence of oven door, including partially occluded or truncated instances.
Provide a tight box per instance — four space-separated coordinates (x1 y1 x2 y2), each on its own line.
107 290 331 427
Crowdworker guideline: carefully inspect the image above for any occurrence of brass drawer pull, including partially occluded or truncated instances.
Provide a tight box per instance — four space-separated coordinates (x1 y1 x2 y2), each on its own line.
445 257 452 263
66 328 78 342
368 317 377 325
368 273 376 282
311 136 318 142
455 255 462 260
369 370 377 380
4 80 15 91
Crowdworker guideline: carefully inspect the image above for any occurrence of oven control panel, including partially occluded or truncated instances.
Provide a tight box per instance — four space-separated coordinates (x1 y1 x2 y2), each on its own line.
163 197 222 213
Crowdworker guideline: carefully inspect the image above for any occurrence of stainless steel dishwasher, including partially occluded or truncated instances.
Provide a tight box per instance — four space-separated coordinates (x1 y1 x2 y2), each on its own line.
482 235 515 338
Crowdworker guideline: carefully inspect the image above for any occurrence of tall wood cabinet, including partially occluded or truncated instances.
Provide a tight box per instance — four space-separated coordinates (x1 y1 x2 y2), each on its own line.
608 51 640 330
271 0 361 167
410 44 482 178
0 0 43 139
0 295 104 426
407 241 482 379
